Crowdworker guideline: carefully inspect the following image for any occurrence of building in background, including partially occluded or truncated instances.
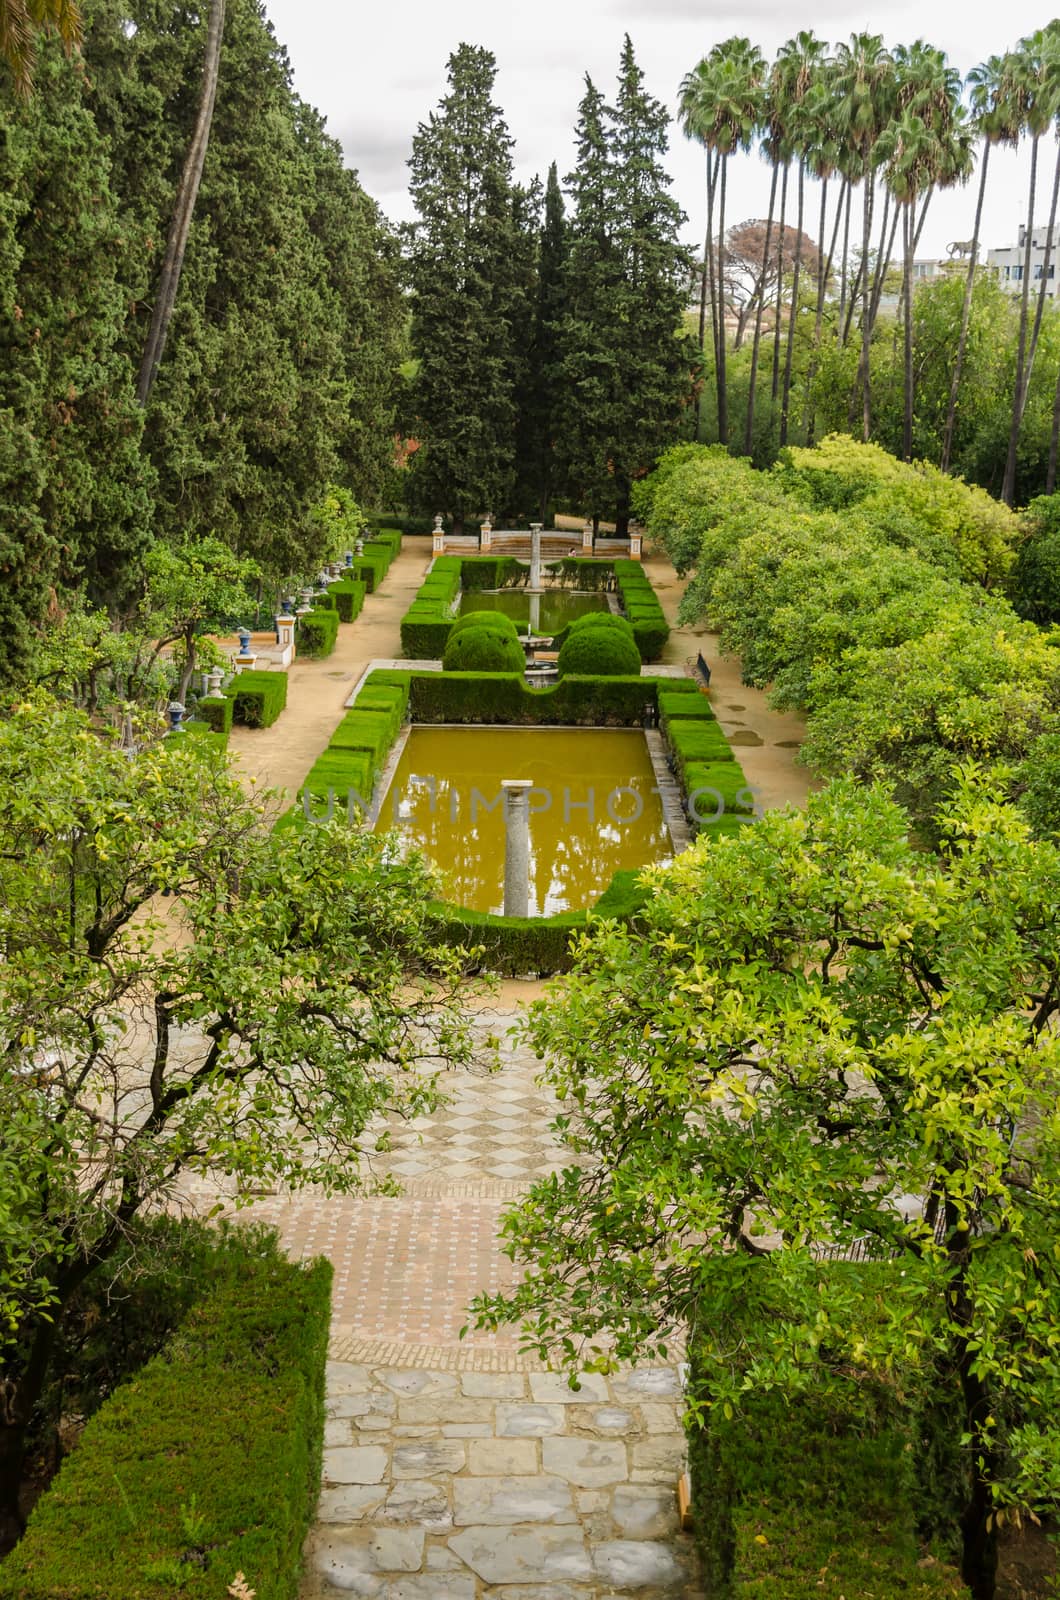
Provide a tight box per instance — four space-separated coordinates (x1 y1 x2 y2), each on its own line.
988 222 1059 299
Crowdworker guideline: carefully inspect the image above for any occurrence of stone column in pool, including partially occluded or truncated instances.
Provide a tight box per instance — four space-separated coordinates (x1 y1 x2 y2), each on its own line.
529 522 543 591
528 591 541 634
502 779 533 918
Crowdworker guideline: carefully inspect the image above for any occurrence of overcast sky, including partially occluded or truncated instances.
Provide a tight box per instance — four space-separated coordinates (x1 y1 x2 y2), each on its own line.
263 0 1058 262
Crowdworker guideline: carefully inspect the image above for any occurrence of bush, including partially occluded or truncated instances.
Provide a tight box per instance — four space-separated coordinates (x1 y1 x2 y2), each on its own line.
558 626 642 677
442 626 526 673
658 690 713 721
0 1249 332 1600
301 748 376 816
374 670 697 727
224 670 288 729
551 613 634 650
197 694 234 737
459 557 526 591
328 578 367 623
614 560 670 661
449 609 520 639
668 718 734 766
297 607 339 658
684 760 755 818
400 558 461 657
545 558 616 591
311 590 337 611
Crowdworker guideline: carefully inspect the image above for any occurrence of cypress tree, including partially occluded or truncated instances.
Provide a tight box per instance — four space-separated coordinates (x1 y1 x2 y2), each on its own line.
516 161 567 521
558 39 697 532
407 44 528 530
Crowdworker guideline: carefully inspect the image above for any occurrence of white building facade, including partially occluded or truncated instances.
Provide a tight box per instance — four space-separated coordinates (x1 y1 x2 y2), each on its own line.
987 222 1059 298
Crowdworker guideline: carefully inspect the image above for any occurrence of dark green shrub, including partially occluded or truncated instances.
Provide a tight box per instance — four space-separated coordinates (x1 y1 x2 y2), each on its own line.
301 748 376 816
450 609 520 638
197 694 234 737
668 719 733 766
552 612 634 650
460 557 526 591
545 558 616 591
224 670 288 728
297 608 340 658
311 591 337 611
330 705 402 757
399 559 461 657
442 626 526 673
684 760 754 817
329 578 367 623
0 1252 332 1600
558 626 642 678
360 671 412 717
658 690 713 721
613 560 670 661
399 671 686 726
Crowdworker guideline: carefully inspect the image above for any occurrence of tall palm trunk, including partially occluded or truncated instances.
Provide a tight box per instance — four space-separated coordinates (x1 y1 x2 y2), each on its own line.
806 172 844 445
838 178 852 341
704 150 721 442
868 187 898 332
1002 133 1040 506
860 168 876 440
136 0 226 406
942 142 990 473
779 159 805 445
744 161 779 455
716 153 730 443
771 162 789 400
902 202 915 460
1047 365 1060 494
1020 138 1060 410
695 149 717 438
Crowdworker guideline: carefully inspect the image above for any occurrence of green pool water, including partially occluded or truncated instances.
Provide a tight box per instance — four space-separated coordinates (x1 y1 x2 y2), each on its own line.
458 589 608 636
375 727 671 916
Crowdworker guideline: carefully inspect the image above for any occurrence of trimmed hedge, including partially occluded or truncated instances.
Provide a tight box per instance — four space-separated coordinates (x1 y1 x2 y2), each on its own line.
450 609 520 638
297 607 340 658
427 868 652 977
685 760 754 817
299 679 410 818
442 626 526 673
328 578 367 623
311 590 337 611
224 670 288 729
354 534 400 593
0 1253 332 1600
557 624 642 678
400 556 462 657
614 559 670 661
459 556 526 591
545 558 617 591
365 668 698 727
197 693 235 737
658 689 713 721
667 719 734 766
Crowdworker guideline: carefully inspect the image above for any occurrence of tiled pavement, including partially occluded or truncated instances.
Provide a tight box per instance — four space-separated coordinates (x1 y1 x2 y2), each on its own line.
261 1009 700 1599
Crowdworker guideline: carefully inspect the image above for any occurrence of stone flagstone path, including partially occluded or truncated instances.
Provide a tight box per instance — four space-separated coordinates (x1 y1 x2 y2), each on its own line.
254 1008 699 1599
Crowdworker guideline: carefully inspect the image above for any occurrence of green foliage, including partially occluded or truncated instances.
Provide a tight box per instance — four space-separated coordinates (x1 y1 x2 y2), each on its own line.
686 1357 964 1599
657 688 714 721
223 669 288 729
557 625 642 677
449 609 521 639
469 776 1060 1583
296 607 339 658
390 669 696 726
0 1249 331 1600
442 626 525 674
459 557 526 591
614 560 670 660
1012 495 1060 622
307 485 368 562
400 557 461 657
329 578 367 624
406 45 530 525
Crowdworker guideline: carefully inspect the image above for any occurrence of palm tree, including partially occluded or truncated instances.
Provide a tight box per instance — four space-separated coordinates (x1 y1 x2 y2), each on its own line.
775 31 829 447
136 0 227 407
803 77 844 444
832 32 895 440
1001 29 1059 505
743 73 783 454
0 0 80 95
679 38 765 447
942 53 1024 473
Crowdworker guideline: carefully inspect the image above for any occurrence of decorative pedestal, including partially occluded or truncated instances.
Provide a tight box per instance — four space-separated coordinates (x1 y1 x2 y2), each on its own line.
432 514 445 556
630 529 643 561
275 614 296 667
233 652 256 673
480 517 493 552
502 779 533 919
582 521 594 553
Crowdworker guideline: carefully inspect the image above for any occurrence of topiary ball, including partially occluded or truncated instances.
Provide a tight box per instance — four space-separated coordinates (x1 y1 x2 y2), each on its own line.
443 625 526 673
449 609 520 639
557 625 642 677
551 612 636 651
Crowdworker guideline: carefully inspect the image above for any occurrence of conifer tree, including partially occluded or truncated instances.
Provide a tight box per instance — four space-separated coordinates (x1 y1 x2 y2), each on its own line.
516 161 566 520
558 40 696 532
406 44 528 530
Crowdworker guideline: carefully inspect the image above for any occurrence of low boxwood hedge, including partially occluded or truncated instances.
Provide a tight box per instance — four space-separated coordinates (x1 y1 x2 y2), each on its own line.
658 689 713 721
297 607 339 658
614 560 669 662
328 578 367 623
224 670 288 729
668 719 734 766
354 535 400 593
684 760 754 817
459 556 526 591
197 694 235 737
365 668 698 727
400 557 462 657
0 1252 332 1600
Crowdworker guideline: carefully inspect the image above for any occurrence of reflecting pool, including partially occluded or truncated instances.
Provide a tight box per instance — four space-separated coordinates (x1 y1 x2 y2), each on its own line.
458 589 608 635
375 727 671 915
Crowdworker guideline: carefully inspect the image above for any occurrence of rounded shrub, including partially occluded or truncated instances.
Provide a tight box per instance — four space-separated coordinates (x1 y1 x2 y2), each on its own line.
557 625 642 677
552 612 636 651
449 609 520 639
443 625 526 673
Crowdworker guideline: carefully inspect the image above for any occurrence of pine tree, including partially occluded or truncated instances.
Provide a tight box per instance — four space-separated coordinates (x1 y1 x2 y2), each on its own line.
406 43 528 530
558 39 696 532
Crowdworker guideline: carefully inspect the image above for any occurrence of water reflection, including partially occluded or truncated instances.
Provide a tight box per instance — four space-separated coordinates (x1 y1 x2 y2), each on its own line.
458 589 608 635
375 728 672 915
